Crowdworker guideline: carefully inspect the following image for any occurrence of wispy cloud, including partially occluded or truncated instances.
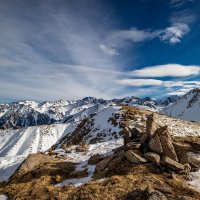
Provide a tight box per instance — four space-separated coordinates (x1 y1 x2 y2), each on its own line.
131 64 200 77
0 0 125 100
159 23 190 44
99 44 118 55
117 79 163 86
101 23 191 51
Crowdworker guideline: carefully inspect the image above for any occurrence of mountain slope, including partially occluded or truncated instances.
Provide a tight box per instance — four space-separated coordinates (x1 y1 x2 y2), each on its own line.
162 88 200 122
156 95 179 106
0 105 122 182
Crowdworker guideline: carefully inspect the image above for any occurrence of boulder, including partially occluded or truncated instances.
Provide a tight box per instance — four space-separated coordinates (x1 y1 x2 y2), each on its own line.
88 154 102 165
158 128 178 162
161 156 184 171
125 150 147 163
146 114 159 137
148 134 163 154
144 152 160 165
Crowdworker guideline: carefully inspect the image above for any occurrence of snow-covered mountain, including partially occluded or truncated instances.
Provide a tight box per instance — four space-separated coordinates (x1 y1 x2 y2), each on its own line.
0 96 158 130
156 95 179 106
162 88 200 122
0 105 122 181
0 88 199 131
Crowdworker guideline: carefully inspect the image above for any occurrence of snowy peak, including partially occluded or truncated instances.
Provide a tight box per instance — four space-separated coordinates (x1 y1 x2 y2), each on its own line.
156 95 179 106
0 97 158 129
162 88 200 122
0 88 199 130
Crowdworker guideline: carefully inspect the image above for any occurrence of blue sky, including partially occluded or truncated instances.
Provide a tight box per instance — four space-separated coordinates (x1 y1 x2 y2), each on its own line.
0 0 200 101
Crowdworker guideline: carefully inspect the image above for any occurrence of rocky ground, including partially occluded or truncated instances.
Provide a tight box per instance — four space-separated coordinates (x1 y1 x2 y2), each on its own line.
0 105 200 200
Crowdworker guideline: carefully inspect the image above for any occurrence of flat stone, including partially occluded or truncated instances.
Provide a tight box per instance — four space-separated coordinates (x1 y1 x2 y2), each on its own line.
148 134 163 154
125 150 147 163
161 156 184 171
144 152 160 165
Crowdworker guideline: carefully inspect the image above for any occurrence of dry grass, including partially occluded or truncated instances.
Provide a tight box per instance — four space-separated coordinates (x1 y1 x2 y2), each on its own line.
1 152 200 200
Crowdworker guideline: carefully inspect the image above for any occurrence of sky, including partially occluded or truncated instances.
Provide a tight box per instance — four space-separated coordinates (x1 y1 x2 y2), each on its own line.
0 0 200 102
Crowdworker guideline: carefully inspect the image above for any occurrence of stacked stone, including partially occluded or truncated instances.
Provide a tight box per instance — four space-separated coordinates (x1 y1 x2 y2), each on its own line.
124 114 191 172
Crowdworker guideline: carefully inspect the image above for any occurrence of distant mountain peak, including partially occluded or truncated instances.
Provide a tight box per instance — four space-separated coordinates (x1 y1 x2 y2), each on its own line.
162 88 200 122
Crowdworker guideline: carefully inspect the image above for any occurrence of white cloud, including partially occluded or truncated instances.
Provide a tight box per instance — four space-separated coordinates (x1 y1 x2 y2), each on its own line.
99 44 118 55
131 64 200 77
0 1 197 101
117 79 163 86
106 28 156 47
101 22 190 50
159 23 190 44
0 0 126 101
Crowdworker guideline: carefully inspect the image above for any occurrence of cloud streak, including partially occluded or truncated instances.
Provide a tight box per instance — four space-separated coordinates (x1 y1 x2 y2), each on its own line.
131 64 200 77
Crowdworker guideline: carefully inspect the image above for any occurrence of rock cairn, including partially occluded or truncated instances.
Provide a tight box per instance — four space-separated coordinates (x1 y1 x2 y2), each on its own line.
123 113 192 172
92 113 200 177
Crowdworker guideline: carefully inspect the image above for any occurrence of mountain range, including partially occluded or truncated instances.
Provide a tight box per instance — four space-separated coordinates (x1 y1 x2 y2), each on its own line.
0 92 182 130
0 88 200 199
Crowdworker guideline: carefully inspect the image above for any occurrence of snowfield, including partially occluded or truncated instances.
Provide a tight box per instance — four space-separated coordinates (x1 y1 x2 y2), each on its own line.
0 123 78 181
55 139 124 187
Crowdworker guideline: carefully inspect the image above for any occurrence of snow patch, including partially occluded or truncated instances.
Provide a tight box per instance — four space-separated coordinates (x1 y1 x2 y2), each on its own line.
0 194 8 200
